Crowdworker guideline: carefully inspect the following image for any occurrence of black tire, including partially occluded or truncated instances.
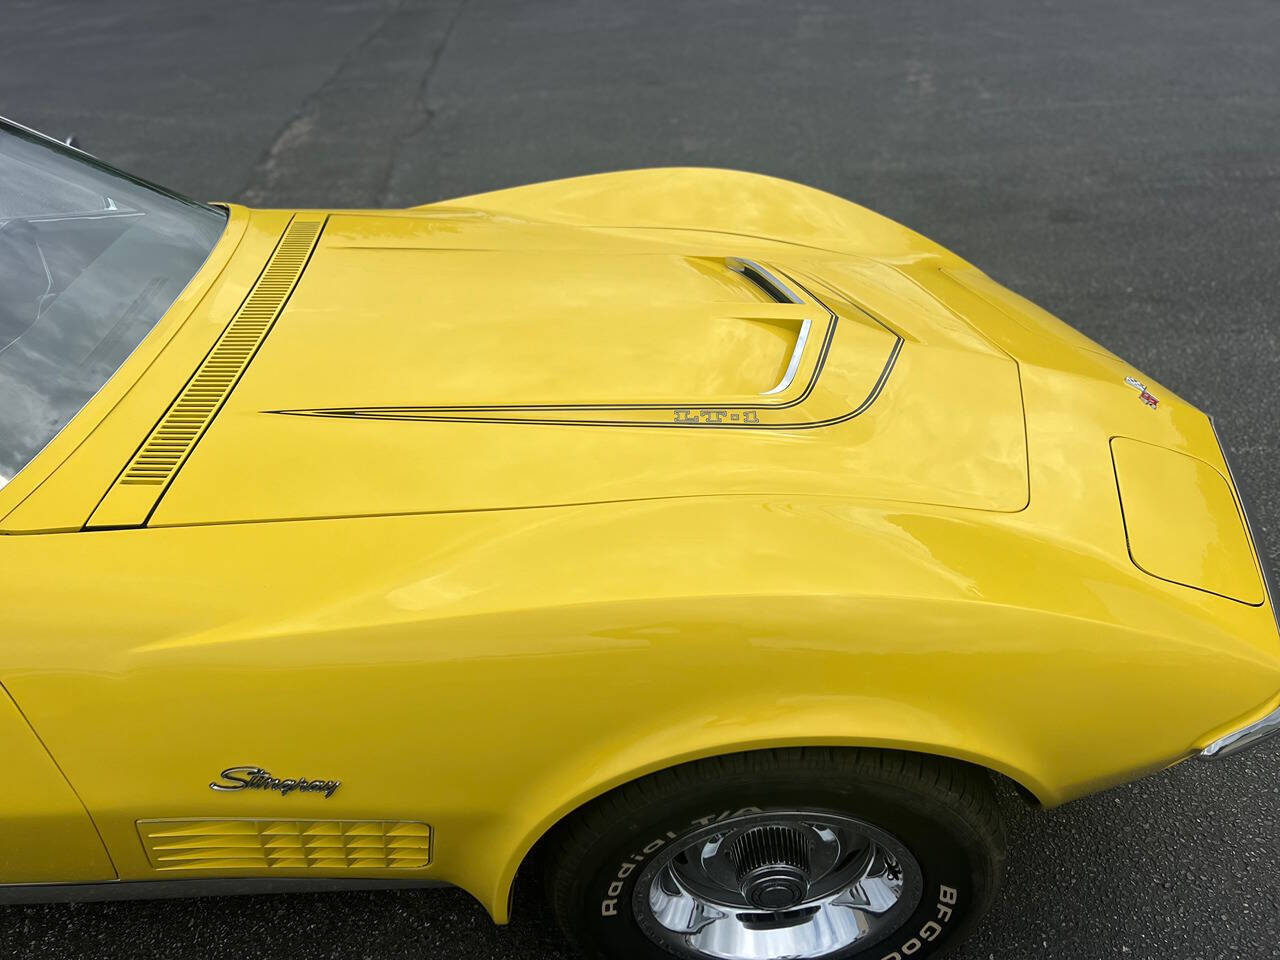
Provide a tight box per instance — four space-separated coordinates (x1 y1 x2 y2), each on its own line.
545 748 1006 960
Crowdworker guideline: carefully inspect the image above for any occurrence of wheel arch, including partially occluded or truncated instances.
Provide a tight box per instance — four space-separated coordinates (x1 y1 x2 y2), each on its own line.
486 737 1048 924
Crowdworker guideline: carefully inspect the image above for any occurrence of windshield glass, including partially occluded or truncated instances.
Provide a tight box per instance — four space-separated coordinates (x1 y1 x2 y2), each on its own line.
0 118 226 489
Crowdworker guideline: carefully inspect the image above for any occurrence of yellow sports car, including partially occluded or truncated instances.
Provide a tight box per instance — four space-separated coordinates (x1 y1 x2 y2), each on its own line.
1 114 1277 960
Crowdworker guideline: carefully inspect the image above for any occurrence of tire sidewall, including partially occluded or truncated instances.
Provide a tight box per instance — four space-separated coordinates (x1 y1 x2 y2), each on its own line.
570 773 989 960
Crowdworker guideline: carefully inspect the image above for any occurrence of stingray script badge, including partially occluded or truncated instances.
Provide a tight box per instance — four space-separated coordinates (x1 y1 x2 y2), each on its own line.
210 765 341 798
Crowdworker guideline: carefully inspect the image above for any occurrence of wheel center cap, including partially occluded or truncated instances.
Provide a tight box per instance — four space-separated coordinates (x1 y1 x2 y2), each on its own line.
741 865 809 910
727 824 813 911
634 810 926 960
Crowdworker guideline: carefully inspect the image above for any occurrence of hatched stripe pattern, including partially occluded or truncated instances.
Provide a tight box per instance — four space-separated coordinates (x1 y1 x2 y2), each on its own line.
118 216 323 486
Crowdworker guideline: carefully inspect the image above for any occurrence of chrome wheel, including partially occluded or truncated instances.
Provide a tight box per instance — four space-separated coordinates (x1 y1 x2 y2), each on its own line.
632 810 923 960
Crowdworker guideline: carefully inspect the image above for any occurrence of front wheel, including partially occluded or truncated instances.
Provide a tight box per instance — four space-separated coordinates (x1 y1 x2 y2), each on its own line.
545 748 1006 960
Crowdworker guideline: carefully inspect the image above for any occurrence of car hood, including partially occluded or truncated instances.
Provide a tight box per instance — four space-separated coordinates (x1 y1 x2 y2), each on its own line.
144 210 1029 526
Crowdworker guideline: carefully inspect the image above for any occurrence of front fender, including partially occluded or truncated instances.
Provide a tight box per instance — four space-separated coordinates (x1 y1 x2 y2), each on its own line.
390 496 1276 922
4 498 1275 918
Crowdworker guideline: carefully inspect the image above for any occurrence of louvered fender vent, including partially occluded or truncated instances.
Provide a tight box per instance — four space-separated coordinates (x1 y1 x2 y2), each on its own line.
137 819 432 872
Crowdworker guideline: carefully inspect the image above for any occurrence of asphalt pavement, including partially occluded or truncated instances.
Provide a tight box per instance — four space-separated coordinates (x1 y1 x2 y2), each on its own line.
2 1 1279 958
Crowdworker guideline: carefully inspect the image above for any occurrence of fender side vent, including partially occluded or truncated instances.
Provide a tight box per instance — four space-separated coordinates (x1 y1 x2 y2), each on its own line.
87 215 324 529
137 819 432 872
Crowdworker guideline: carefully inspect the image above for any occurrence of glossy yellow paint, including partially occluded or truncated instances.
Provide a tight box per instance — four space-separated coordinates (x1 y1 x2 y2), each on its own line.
0 685 115 883
1113 438 1264 604
143 211 1027 525
0 170 1277 919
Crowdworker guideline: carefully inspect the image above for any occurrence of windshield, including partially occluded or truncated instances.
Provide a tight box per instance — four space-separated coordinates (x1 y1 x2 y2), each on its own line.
0 118 226 490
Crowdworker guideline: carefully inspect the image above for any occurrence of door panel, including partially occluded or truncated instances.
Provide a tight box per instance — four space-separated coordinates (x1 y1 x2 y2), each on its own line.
0 685 115 883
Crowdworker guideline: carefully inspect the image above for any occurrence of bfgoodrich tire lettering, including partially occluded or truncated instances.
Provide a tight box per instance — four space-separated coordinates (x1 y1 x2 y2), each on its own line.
545 748 1006 960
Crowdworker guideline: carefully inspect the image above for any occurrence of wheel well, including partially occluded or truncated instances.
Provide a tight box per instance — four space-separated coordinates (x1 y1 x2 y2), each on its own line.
508 744 1039 918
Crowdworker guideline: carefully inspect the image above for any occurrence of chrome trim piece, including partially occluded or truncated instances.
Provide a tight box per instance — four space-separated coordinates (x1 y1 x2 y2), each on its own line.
1209 416 1280 631
725 258 812 397
0 113 221 211
209 764 341 798
725 257 804 305
0 876 447 905
0 112 78 149
760 316 811 397
1199 416 1280 760
1200 703 1280 760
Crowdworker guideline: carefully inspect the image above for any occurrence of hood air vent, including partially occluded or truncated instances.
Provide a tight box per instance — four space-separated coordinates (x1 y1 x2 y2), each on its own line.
726 258 812 396
87 215 324 529
726 257 803 305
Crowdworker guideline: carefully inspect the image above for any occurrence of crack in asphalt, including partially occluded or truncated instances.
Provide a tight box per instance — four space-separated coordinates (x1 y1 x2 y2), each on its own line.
375 0 470 206
239 0 408 205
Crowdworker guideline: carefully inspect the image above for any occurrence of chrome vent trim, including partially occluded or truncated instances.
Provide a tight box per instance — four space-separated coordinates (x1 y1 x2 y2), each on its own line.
726 257 811 396
119 217 323 486
137 818 432 872
727 257 804 305
760 315 812 397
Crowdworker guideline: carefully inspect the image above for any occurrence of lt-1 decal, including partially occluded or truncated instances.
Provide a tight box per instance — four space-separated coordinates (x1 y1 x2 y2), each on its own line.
673 409 761 424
